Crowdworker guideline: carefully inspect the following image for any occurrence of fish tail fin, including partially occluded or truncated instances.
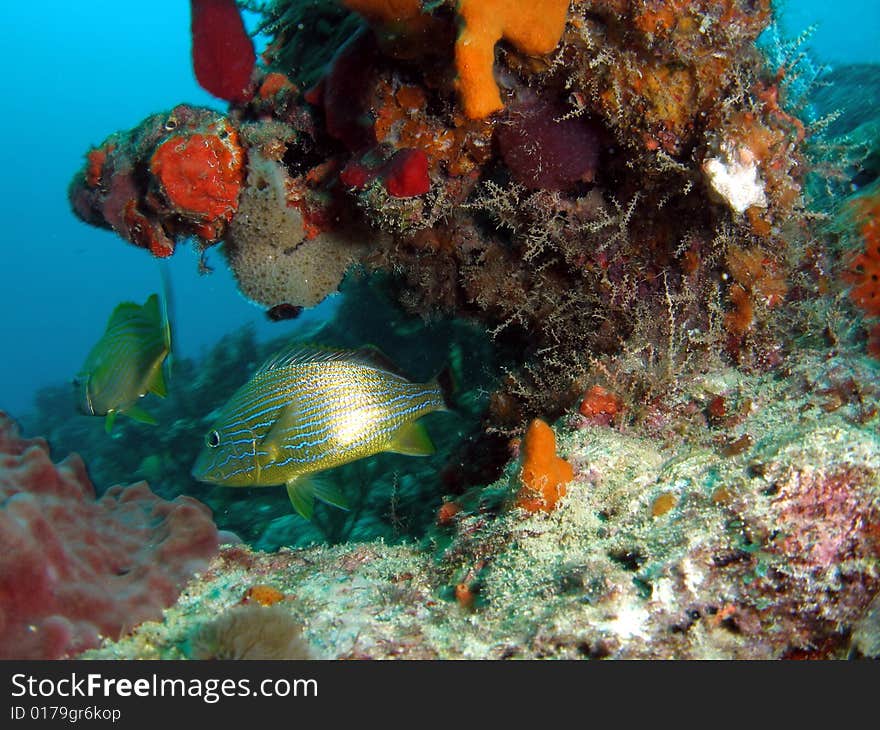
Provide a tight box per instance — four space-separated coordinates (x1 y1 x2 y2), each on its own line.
435 365 458 411
386 421 435 456
157 261 174 369
286 475 349 520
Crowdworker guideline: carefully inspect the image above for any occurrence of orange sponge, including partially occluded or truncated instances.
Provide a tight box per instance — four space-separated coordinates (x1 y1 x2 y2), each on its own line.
455 0 570 118
515 418 574 513
340 0 444 58
846 196 880 318
342 0 570 119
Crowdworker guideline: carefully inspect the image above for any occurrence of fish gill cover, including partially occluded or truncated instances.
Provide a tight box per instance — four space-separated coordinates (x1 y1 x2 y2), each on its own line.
9 0 880 659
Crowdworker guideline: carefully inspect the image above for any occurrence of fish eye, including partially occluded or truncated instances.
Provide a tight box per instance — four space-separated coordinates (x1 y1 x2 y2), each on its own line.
206 430 221 448
164 117 178 131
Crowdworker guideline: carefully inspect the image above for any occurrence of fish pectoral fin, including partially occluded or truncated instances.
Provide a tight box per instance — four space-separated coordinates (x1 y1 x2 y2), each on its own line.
385 421 435 456
260 404 299 459
286 477 316 521
104 412 117 434
123 405 158 426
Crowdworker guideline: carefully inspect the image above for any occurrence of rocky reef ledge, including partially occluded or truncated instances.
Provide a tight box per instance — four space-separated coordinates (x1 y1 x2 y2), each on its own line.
81 348 880 660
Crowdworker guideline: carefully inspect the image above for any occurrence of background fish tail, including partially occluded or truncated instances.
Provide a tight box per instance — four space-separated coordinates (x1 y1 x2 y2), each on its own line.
157 260 174 373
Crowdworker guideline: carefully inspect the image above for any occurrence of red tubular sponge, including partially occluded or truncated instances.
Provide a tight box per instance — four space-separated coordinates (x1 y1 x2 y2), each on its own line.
190 0 256 103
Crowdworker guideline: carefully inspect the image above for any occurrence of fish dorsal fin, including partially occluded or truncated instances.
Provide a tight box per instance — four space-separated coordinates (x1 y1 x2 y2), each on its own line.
255 343 406 377
142 293 162 325
350 345 411 378
157 263 173 353
385 421 435 456
255 343 347 375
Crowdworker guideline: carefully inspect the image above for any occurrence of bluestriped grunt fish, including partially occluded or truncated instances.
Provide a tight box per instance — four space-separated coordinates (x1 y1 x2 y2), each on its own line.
191 344 450 519
75 291 171 433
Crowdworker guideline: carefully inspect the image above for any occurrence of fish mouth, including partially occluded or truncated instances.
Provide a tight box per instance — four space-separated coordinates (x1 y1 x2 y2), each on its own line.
191 455 218 484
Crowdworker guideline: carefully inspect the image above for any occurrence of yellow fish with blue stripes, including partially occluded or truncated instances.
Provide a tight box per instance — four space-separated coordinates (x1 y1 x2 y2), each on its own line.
191 344 450 519
75 291 171 433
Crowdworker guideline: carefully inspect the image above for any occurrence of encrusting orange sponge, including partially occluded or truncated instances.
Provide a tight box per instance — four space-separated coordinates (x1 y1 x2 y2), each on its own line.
455 0 570 118
515 418 574 513
341 0 570 119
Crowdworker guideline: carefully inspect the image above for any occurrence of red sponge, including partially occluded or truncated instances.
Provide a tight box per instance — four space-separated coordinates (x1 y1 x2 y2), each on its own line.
0 412 219 659
190 0 256 103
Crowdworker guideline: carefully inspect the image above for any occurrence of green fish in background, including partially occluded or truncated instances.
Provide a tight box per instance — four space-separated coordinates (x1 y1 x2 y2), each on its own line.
192 344 450 520
75 285 172 433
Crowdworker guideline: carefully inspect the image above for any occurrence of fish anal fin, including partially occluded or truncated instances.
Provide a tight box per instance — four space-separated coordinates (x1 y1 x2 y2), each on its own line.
286 477 315 520
312 477 350 511
124 405 158 426
385 421 435 456
286 474 349 519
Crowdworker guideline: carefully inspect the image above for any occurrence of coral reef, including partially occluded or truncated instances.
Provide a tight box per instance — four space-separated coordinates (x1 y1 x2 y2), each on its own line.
841 181 880 355
80 346 880 660
67 0 854 433
0 412 219 659
223 150 372 308
69 105 245 256
190 0 256 103
53 1 880 662
21 278 500 550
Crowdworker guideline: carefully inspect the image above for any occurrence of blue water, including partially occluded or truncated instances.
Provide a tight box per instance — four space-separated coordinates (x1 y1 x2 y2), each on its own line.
0 0 877 419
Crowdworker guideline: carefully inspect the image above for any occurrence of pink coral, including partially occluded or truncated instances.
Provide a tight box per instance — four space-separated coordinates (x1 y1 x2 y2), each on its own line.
0 412 219 659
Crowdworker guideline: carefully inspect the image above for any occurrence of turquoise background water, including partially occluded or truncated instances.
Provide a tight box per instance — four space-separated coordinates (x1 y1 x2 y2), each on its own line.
0 0 877 419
